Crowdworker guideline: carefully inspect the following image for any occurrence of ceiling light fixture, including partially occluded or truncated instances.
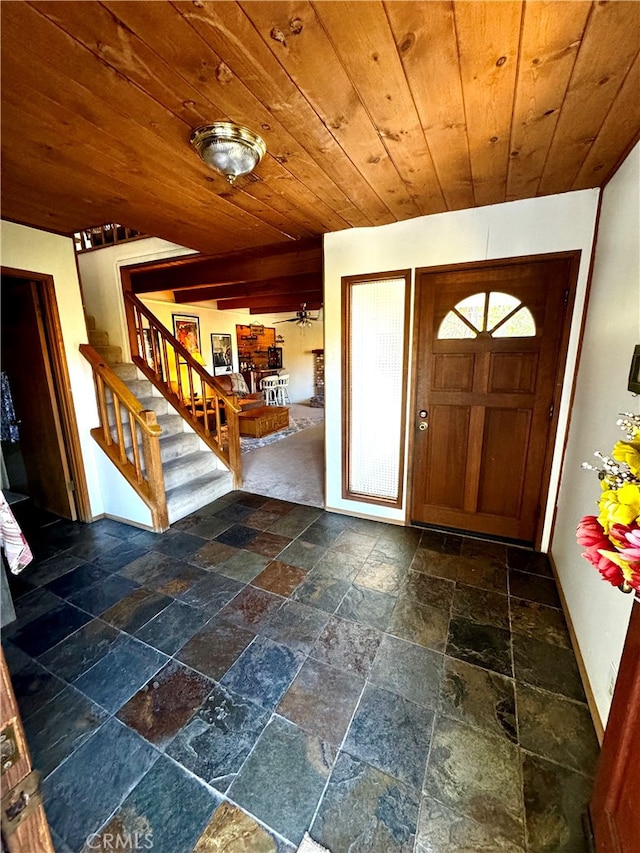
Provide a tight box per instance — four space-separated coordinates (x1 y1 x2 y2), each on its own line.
190 122 266 185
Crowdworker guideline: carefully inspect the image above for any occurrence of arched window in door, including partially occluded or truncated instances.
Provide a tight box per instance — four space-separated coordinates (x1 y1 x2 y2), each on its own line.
437 291 536 339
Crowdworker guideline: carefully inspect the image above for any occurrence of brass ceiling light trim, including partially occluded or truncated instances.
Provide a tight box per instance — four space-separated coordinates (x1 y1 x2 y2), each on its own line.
190 122 267 185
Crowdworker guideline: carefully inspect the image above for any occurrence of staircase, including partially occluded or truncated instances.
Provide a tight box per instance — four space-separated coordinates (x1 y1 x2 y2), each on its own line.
106 362 234 524
86 314 123 364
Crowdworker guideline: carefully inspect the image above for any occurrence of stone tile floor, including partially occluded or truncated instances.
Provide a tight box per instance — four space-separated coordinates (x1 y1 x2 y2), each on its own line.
2 493 599 852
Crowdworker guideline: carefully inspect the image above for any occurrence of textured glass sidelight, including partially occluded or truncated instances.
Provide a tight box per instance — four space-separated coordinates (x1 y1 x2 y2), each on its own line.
347 276 407 502
438 291 536 339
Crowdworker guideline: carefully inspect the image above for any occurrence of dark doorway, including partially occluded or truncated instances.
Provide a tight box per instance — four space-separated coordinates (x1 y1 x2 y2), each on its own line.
1 271 86 520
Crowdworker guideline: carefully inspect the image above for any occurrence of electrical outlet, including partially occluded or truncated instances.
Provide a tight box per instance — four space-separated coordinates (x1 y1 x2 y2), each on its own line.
607 661 618 698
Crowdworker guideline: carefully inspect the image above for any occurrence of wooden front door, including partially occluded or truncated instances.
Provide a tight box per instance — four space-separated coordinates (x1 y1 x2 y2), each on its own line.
589 598 640 851
1 275 77 520
410 255 576 544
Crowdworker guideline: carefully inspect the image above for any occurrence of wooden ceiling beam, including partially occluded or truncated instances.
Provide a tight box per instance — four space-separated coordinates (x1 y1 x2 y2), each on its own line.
216 290 323 311
178 273 321 304
130 238 322 293
250 301 322 316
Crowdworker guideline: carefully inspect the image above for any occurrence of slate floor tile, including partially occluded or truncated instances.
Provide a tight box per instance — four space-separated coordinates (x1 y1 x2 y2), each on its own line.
292 573 351 613
416 795 525 853
517 682 599 775
246 530 292 559
252 560 307 596
277 539 326 570
461 538 507 566
215 523 260 549
24 685 108 779
418 530 463 556
175 616 255 680
369 633 443 709
312 549 366 582
216 549 271 582
194 802 294 853
439 656 517 743
512 634 586 702
117 660 212 749
369 537 419 569
221 635 304 710
336 584 396 631
151 530 208 558
260 600 330 654
88 544 150 574
45 563 109 599
2 588 62 638
332 529 377 560
344 683 434 790
456 558 508 592
73 634 168 713
172 514 231 540
44 718 159 852
135 599 210 655
68 573 139 616
506 548 553 577
167 682 269 791
179 573 243 613
23 552 86 587
278 656 364 745
447 616 513 676
9 657 66 721
10 601 91 657
189 539 238 571
452 583 510 630
310 615 381 677
244 508 285 530
298 521 344 547
311 752 420 853
88 753 220 853
141 560 208 598
400 572 455 611
410 549 459 580
522 752 592 852
101 587 172 633
38 618 121 682
214 503 254 524
354 558 407 595
228 716 334 845
423 716 524 848
218 585 283 632
509 569 562 609
68 532 123 562
117 551 178 585
387 598 450 652
510 598 572 649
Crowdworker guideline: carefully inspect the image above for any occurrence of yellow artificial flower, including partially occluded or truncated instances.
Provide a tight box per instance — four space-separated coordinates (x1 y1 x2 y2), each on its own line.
598 483 640 532
612 440 640 477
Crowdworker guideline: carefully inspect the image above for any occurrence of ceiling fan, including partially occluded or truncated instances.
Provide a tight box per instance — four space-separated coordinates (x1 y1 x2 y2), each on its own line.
274 303 319 328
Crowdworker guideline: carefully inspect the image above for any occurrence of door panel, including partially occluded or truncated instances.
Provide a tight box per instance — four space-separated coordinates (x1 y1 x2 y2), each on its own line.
411 255 575 543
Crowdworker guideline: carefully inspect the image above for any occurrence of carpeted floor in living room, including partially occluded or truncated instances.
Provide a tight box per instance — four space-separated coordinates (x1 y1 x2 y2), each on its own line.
241 403 325 508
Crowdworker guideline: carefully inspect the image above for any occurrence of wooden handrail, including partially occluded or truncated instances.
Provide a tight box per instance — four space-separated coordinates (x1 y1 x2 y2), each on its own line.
123 291 243 487
79 344 169 531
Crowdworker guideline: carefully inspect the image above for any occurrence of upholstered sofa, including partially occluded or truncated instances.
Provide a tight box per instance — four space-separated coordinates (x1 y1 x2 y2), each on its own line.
215 373 265 411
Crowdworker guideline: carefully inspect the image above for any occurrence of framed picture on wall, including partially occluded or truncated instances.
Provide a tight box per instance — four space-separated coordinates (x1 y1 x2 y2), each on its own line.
172 314 201 355
211 333 233 376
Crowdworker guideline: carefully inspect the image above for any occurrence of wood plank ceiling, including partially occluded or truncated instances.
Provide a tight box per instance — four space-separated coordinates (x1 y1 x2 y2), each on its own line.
2 1 639 312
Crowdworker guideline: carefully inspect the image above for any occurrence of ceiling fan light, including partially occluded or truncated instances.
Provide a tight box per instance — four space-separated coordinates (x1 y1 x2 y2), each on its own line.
190 122 266 185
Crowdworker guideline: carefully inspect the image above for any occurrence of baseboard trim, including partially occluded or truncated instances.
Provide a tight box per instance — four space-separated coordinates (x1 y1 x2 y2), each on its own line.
91 511 155 533
548 550 605 744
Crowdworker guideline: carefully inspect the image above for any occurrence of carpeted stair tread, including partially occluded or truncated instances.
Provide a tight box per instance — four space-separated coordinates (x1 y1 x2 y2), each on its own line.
166 469 233 523
94 344 122 364
161 450 219 490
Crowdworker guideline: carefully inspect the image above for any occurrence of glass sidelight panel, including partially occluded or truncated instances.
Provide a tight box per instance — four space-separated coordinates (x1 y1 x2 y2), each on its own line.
342 271 410 506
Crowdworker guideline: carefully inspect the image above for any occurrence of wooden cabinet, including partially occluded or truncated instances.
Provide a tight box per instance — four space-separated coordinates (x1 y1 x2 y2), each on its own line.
238 406 289 438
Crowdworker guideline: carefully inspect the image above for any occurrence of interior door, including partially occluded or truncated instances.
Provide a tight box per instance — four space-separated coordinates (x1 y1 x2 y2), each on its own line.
1 276 76 519
589 598 640 852
410 255 575 544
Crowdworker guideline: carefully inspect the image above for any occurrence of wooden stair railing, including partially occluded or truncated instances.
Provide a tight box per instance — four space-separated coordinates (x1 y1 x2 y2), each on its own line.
123 291 243 487
79 344 169 532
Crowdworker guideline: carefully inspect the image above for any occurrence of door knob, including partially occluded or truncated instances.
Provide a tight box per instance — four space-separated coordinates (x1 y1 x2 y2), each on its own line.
419 422 428 431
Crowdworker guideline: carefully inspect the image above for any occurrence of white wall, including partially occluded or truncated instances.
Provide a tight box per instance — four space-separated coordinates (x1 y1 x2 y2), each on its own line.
0 221 104 518
551 143 640 728
324 190 600 523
